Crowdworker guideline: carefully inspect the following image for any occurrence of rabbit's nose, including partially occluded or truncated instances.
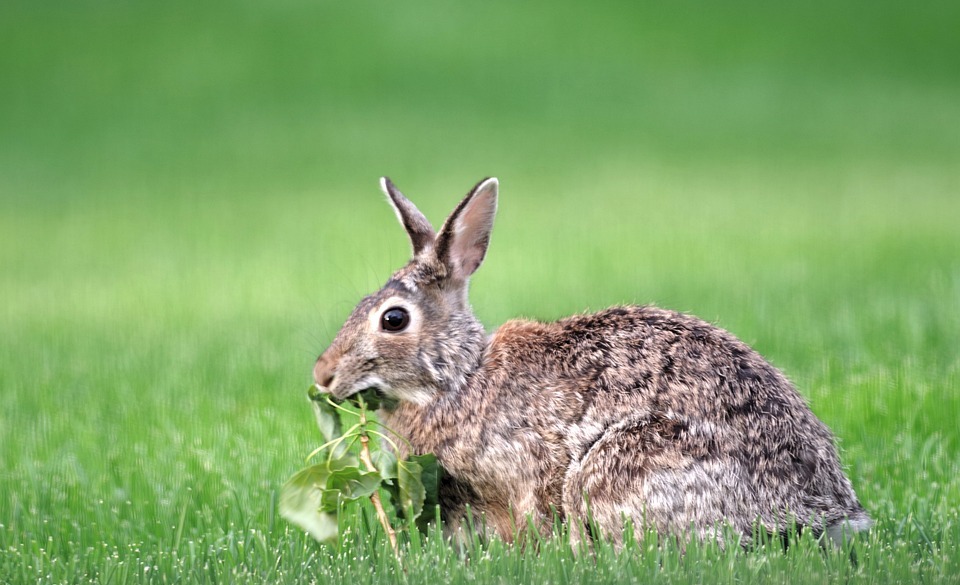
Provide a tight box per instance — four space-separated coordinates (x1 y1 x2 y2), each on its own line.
319 371 335 388
313 358 336 389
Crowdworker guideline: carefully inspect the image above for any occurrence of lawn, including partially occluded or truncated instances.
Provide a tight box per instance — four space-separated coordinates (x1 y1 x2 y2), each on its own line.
1 1 959 583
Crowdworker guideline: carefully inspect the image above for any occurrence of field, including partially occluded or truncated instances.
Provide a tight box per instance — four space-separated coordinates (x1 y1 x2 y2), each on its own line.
2 1 959 583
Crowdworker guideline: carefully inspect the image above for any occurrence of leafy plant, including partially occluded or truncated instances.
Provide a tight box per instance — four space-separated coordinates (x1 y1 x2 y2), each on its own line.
280 386 442 555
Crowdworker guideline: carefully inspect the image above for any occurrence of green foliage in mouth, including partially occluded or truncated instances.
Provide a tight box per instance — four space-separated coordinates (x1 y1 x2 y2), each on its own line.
281 386 441 554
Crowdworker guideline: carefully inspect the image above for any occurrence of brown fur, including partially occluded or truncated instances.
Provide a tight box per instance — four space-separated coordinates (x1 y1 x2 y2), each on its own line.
312 178 871 547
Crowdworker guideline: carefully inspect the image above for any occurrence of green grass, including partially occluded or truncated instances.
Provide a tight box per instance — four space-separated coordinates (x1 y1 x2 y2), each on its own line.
2 0 959 583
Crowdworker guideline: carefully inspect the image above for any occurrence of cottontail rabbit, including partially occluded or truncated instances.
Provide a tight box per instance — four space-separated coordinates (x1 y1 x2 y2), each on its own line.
312 177 871 547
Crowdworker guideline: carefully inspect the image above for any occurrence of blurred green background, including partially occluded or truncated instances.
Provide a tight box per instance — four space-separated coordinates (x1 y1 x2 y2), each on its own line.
1 1 959 582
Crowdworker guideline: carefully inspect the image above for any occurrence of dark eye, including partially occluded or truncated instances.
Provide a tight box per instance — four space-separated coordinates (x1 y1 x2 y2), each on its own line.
380 307 410 332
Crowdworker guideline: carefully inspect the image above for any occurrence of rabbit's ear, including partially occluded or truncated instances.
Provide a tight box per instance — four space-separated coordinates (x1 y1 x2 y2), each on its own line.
380 177 436 256
435 177 498 281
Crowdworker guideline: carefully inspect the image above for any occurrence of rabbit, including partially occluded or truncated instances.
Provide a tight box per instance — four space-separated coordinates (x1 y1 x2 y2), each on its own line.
311 177 872 548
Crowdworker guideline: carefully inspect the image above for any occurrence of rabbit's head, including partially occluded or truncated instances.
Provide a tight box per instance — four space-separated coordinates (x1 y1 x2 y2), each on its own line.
313 177 498 406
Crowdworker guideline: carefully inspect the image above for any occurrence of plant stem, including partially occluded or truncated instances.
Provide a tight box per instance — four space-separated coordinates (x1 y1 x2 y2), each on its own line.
358 405 400 558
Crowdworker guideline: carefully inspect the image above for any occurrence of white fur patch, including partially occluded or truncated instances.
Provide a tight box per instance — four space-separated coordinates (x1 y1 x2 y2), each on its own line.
826 516 873 546
391 386 434 406
348 374 389 396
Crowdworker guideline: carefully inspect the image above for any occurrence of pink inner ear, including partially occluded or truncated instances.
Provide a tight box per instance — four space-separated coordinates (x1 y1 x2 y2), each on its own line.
450 187 496 279
453 236 487 277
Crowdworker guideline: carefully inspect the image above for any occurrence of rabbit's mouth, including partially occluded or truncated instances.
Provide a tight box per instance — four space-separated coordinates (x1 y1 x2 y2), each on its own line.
350 387 392 409
317 386 396 411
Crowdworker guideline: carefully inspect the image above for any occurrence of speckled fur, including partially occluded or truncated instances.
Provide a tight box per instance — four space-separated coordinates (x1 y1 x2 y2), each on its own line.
313 178 871 547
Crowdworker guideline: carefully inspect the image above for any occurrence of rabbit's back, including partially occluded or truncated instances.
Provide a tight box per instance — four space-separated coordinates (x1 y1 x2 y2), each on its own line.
486 305 825 447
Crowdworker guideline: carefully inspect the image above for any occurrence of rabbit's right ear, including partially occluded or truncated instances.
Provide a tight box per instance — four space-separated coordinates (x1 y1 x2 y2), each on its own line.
435 177 499 281
380 177 436 257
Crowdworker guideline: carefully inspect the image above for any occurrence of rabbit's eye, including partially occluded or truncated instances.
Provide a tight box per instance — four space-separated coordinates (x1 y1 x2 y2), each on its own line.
381 307 410 332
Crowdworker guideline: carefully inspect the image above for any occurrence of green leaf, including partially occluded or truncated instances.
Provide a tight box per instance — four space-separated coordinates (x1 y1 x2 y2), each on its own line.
279 465 339 543
410 453 442 531
320 467 382 512
350 388 382 410
306 383 324 402
308 387 343 445
371 448 399 482
329 453 359 470
396 457 426 522
384 453 444 530
307 387 354 460
348 387 400 411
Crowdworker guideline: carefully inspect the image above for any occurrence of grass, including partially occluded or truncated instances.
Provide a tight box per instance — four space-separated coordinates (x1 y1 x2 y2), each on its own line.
1 0 959 583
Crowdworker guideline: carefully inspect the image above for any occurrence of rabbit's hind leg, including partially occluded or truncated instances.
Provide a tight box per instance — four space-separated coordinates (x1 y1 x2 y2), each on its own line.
562 415 746 549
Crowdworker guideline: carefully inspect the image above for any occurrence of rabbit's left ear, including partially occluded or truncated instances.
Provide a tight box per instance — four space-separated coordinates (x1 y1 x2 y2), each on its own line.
436 177 498 281
380 177 436 257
